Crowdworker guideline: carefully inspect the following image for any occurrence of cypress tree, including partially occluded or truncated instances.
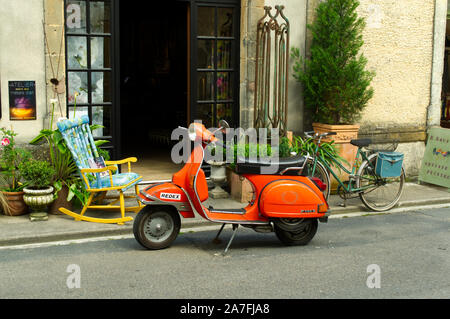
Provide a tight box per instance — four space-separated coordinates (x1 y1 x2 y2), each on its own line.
291 0 375 124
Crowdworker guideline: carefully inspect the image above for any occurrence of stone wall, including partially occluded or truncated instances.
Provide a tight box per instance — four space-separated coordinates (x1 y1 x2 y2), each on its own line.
239 0 265 129
357 0 434 140
43 0 67 128
0 0 47 143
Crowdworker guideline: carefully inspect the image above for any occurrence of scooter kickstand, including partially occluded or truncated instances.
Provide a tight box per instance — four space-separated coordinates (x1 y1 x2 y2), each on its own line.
223 224 239 255
212 223 226 244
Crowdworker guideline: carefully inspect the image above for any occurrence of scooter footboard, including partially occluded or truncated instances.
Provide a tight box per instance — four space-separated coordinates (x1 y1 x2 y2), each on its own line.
259 179 328 218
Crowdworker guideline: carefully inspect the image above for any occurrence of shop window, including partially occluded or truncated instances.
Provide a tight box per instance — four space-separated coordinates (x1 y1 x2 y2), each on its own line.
65 0 113 145
193 2 239 128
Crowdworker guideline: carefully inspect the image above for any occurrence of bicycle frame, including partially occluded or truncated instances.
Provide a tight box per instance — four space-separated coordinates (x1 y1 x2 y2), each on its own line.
309 138 374 194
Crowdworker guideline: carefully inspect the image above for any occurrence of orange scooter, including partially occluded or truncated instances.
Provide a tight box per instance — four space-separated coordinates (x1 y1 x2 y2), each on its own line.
133 121 330 253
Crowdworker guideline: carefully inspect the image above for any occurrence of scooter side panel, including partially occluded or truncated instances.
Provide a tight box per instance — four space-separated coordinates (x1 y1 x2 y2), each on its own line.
138 183 195 218
258 178 327 218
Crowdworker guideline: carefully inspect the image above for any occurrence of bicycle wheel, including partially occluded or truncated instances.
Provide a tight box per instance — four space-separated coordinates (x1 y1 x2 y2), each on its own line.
305 158 330 200
356 153 405 211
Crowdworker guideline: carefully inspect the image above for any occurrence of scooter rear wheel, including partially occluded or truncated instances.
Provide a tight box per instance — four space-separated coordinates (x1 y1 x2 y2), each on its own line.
274 218 318 246
133 206 181 250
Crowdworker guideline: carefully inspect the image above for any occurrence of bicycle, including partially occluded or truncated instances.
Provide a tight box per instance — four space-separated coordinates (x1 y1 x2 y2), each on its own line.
302 131 405 212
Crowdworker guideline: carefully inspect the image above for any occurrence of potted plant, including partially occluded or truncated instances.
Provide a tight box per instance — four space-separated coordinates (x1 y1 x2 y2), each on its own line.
291 0 375 189
0 127 32 216
19 159 56 221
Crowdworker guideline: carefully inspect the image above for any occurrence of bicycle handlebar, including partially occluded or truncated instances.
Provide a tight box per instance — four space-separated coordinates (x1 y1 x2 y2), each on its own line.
304 131 337 139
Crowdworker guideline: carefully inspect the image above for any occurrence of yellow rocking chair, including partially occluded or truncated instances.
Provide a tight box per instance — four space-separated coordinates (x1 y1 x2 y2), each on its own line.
56 116 143 225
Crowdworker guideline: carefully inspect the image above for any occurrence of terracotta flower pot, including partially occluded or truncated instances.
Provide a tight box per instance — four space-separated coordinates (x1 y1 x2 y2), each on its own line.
1 191 28 216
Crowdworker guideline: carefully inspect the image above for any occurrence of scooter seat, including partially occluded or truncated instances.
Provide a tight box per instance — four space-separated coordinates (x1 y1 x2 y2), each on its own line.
234 154 306 175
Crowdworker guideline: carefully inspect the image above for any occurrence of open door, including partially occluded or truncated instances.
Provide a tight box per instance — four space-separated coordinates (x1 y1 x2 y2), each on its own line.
190 0 240 128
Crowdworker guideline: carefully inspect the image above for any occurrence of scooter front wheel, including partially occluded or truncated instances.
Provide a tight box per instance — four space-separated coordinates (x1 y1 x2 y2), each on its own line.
133 206 181 250
274 218 318 246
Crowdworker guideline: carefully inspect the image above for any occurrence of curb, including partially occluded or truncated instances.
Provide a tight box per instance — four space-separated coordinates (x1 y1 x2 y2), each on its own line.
1 197 449 248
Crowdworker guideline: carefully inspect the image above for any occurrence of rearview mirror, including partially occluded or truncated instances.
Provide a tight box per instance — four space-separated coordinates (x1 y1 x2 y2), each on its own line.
218 119 230 132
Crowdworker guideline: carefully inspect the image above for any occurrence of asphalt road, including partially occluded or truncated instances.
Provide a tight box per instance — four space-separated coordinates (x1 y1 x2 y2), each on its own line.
0 208 449 300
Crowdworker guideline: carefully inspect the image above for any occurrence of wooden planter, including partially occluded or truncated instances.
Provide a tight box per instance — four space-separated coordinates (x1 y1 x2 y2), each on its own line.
226 167 254 203
312 123 360 193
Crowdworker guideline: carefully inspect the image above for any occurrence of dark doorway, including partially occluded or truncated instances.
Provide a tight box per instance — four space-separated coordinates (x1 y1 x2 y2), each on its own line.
119 1 188 178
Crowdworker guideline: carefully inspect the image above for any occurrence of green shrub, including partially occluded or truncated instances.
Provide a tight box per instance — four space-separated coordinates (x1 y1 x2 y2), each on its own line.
19 160 56 189
291 0 375 124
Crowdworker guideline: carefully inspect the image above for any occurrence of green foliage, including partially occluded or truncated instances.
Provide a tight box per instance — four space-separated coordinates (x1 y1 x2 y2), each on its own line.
291 136 348 169
277 135 347 168
19 160 56 189
0 127 32 192
291 0 375 124
234 143 272 161
225 143 272 170
278 137 293 158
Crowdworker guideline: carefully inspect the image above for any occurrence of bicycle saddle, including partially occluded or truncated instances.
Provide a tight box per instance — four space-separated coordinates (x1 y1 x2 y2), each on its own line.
350 138 372 148
234 154 306 175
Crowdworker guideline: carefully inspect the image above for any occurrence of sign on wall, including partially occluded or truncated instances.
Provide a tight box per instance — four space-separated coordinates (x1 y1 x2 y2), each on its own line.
8 81 36 120
419 127 450 188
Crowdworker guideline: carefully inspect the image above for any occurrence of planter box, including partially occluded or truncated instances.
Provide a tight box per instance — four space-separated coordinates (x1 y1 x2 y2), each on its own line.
312 123 360 193
226 168 254 203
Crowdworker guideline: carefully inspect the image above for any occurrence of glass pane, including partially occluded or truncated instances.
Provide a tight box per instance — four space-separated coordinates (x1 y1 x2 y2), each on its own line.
67 36 88 69
198 6 215 36
197 104 214 128
90 1 111 33
217 103 233 125
68 106 88 120
217 40 232 69
198 40 214 69
218 7 233 37
216 72 232 100
92 106 111 137
91 72 112 103
67 72 88 104
197 72 214 101
91 37 111 69
66 0 87 34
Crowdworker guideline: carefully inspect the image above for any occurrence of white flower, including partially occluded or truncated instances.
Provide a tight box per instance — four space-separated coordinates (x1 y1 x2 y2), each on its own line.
50 98 58 104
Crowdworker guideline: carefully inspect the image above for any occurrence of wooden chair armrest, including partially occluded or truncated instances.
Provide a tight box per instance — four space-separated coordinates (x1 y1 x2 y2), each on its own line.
105 157 138 165
105 157 138 173
80 166 118 174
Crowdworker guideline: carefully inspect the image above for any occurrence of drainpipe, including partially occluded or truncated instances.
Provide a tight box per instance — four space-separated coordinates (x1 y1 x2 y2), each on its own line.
427 0 448 128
